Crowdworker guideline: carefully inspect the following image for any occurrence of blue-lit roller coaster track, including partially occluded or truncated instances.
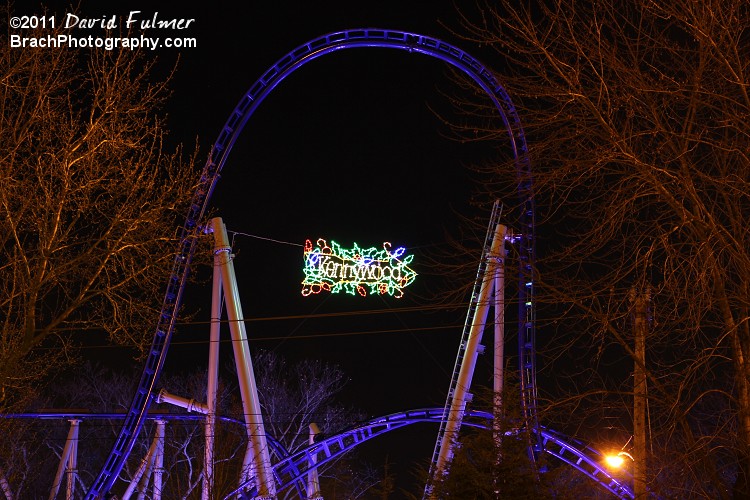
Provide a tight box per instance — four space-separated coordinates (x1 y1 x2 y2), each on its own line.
9 409 633 498
86 29 537 498
229 408 633 499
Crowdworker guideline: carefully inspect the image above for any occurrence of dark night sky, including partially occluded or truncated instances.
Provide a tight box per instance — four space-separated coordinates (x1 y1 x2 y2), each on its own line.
142 2 503 414
26 0 509 494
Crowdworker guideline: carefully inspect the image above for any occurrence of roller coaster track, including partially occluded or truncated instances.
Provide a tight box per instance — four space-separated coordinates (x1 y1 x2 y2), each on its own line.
7 410 631 498
227 408 634 499
86 29 536 498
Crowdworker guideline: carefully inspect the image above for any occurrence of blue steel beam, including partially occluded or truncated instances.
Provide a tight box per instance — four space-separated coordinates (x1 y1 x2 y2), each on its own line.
86 29 536 498
225 408 633 499
3 410 632 498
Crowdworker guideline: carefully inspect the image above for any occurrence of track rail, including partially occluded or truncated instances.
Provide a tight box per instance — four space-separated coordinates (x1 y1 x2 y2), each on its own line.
86 29 536 498
427 201 503 479
226 408 633 499
3 409 632 498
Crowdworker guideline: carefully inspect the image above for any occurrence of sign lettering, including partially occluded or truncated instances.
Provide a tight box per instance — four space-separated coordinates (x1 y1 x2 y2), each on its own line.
302 238 417 298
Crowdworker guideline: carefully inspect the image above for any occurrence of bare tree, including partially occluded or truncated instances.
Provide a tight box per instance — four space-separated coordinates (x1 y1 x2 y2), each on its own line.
254 350 357 454
441 0 750 497
0 14 197 411
252 349 384 499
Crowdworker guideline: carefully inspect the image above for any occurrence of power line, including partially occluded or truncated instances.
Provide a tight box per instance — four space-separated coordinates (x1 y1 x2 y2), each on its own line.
228 230 304 247
187 302 468 323
30 324 465 351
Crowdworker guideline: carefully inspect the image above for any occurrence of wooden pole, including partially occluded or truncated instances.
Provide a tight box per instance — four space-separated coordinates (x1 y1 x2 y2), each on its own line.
633 288 649 498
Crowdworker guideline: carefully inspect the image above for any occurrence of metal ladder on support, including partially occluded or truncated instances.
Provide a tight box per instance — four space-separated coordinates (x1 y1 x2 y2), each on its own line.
426 200 503 488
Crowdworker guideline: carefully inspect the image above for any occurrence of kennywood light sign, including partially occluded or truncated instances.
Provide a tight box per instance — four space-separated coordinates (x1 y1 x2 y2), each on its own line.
302 238 417 298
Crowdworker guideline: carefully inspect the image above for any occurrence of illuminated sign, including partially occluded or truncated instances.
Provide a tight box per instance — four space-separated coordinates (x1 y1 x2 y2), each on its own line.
302 238 417 298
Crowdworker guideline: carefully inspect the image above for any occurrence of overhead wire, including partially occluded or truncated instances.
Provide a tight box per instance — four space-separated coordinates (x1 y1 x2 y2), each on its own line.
228 230 305 248
30 323 464 351
28 301 474 352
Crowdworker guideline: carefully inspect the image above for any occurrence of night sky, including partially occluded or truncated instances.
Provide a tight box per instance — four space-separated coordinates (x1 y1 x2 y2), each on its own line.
23 0 509 494
148 1 499 405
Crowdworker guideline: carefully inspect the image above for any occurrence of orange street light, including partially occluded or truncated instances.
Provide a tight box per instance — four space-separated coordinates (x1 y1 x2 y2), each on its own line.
604 451 634 469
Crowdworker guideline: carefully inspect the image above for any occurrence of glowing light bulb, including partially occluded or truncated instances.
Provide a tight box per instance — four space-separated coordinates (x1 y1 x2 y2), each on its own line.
604 451 633 469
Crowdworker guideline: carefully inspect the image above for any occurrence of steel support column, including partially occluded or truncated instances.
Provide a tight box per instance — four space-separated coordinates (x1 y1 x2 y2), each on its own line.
209 217 276 499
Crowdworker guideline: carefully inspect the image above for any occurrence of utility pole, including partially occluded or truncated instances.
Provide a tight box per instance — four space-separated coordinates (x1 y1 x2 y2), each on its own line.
632 287 649 498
